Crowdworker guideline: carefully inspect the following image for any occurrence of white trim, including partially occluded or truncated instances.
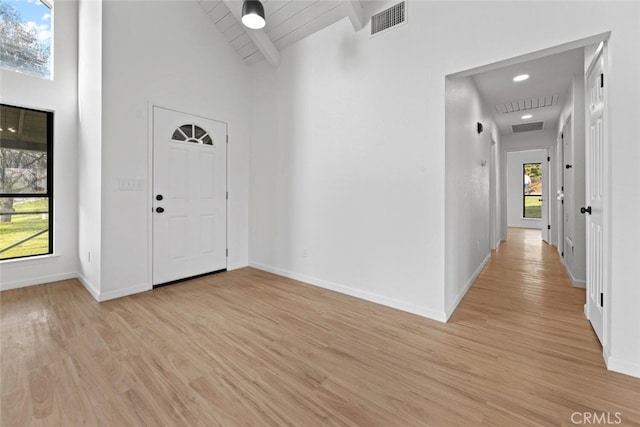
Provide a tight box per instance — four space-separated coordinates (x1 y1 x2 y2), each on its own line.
445 253 490 320
606 353 640 379
98 282 151 302
567 267 586 288
249 262 447 323
0 271 76 291
76 273 100 301
447 32 611 79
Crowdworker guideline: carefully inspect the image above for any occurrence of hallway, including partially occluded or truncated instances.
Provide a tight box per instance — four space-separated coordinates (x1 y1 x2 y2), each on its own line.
451 227 640 424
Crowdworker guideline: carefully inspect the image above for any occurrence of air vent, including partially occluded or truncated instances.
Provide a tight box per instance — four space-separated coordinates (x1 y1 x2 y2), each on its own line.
495 95 559 115
371 2 406 36
512 122 544 133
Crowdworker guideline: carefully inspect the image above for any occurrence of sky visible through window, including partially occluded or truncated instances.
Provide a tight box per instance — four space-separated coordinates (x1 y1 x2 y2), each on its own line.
0 0 52 78
12 0 51 48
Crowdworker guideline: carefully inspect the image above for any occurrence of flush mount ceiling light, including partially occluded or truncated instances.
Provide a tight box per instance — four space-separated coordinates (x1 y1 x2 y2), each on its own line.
513 74 530 82
242 0 266 29
521 114 533 119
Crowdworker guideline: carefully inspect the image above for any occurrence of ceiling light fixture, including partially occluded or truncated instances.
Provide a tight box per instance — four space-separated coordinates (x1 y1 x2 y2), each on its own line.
242 0 265 30
8 127 16 133
521 114 532 119
513 74 530 82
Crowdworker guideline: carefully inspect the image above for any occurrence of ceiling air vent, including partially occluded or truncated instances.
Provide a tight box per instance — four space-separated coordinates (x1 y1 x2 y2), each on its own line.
371 2 406 36
512 122 544 134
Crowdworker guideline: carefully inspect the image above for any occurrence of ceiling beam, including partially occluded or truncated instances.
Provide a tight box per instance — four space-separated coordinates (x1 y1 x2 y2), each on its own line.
222 0 280 67
343 1 364 32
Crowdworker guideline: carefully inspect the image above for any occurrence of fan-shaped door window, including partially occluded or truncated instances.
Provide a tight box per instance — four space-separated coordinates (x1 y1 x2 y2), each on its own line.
171 124 214 146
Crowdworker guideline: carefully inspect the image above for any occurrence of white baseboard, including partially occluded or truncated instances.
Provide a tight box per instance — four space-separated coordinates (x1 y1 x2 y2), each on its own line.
98 282 151 302
249 262 447 323
76 273 100 301
445 253 491 320
606 352 640 379
0 271 77 291
567 268 586 288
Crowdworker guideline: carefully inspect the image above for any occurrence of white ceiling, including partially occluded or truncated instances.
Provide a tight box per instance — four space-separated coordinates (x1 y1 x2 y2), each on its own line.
199 0 369 66
471 48 584 136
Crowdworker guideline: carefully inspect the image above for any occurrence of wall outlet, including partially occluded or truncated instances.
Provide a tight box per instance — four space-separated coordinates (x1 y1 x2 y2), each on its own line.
118 177 145 191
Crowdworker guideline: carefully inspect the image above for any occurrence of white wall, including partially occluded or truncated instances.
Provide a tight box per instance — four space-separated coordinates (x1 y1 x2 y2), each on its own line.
249 1 640 376
96 0 250 299
249 16 446 320
557 72 587 287
0 0 78 290
77 0 103 298
445 76 497 318
506 149 547 229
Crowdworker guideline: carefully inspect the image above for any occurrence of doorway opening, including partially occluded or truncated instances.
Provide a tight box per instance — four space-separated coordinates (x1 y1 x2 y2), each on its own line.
444 32 611 356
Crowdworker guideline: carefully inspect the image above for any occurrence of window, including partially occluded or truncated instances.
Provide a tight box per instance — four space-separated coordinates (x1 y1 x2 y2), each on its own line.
171 124 214 146
0 0 53 79
0 104 53 260
523 163 542 219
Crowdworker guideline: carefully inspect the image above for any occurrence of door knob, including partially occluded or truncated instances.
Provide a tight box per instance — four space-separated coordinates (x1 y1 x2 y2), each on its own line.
565 164 573 169
580 206 592 215
156 207 165 213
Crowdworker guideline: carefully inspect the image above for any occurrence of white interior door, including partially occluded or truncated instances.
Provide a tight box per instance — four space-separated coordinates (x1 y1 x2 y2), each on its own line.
585 50 606 344
152 106 227 285
541 153 549 243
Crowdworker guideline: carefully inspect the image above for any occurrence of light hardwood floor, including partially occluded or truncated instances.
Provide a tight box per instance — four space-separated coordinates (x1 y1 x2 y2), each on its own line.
2 228 639 426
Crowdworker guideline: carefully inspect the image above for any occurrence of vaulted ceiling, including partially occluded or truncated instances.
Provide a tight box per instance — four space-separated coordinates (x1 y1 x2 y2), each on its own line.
198 0 368 66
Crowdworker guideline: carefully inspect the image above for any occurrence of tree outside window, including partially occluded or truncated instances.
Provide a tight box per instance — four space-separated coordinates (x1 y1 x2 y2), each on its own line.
0 0 52 79
523 163 542 219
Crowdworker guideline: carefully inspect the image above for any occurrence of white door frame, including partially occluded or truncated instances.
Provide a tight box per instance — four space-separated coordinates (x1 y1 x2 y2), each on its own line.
501 146 554 234
146 103 229 287
584 41 610 351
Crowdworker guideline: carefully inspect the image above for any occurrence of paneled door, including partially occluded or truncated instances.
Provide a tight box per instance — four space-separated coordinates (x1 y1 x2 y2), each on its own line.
585 50 606 344
152 106 227 285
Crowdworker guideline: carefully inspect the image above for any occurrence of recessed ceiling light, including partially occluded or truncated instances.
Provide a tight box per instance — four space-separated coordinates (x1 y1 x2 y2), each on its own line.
513 74 530 82
521 114 532 119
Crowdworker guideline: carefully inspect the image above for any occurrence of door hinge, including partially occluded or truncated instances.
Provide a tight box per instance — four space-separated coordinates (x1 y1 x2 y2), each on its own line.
561 186 564 191
547 225 551 230
226 134 229 143
561 251 564 257
600 292 604 307
561 200 564 205
547 156 550 161
600 73 604 88
226 191 228 200
561 132 564 139
226 248 229 257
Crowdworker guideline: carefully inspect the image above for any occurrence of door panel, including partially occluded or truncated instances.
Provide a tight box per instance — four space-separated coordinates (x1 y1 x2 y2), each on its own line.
586 51 606 344
541 154 549 243
153 106 227 285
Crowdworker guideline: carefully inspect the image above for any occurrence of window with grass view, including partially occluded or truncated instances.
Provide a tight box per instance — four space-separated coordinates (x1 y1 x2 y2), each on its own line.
523 163 542 219
0 104 53 260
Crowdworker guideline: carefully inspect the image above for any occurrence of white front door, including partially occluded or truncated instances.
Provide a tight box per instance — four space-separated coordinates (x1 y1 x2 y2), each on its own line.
152 106 227 285
585 50 606 344
541 152 549 243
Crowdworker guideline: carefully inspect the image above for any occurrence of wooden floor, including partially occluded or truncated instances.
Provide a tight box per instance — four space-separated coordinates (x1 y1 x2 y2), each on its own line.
2 228 639 426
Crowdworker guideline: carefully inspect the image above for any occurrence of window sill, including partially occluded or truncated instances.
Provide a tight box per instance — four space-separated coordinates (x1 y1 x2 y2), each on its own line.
0 253 59 265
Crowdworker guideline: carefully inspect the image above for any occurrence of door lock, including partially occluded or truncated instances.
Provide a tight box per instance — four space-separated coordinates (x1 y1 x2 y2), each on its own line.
580 206 592 215
156 207 165 213
156 194 163 201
